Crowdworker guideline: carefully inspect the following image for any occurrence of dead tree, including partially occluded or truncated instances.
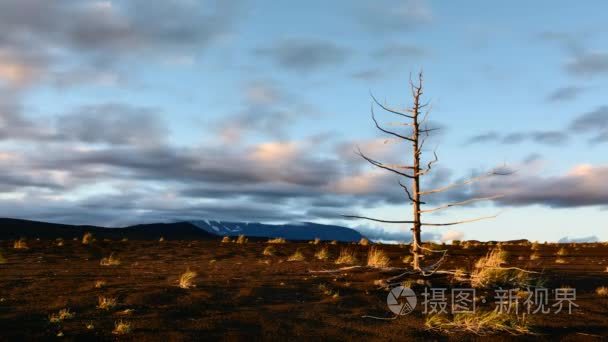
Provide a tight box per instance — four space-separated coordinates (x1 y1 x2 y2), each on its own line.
345 72 509 272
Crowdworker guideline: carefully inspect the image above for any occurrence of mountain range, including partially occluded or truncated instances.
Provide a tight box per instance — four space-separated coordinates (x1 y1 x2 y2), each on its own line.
0 218 365 242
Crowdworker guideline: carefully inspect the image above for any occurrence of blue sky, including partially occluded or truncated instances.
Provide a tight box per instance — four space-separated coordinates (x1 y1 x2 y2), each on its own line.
1 0 607 242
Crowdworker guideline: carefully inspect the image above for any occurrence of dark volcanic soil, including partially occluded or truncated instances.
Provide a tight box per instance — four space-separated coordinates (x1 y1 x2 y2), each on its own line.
1 238 607 341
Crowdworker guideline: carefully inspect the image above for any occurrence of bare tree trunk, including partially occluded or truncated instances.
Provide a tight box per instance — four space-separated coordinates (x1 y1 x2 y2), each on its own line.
411 82 423 271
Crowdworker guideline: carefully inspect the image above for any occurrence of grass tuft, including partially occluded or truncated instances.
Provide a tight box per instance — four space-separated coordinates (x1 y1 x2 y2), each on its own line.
112 320 131 335
94 280 106 288
97 296 118 310
221 236 232 243
596 286 608 297
49 308 74 324
556 247 568 256
309 238 321 245
359 238 370 246
235 235 248 244
425 311 530 335
367 246 390 267
315 246 330 260
13 239 28 250
178 269 197 289
82 232 93 245
100 253 121 266
263 245 276 256
335 248 358 265
267 237 286 244
287 249 306 262
555 257 567 264
471 248 528 288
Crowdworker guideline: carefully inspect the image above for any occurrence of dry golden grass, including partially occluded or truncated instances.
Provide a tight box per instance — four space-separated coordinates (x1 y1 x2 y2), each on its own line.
267 237 286 244
178 269 197 289
287 249 306 262
471 249 528 288
262 245 276 256
555 258 567 264
596 286 608 297
49 308 74 323
335 248 358 265
221 236 232 243
82 232 93 245
330 240 338 245
56 239 64 247
556 247 568 256
531 242 540 251
112 320 131 335
309 238 321 245
425 311 529 335
315 246 329 260
159 237 165 242
100 253 121 266
121 237 128 242
530 252 540 261
367 246 390 268
318 283 339 299
402 255 412 264
359 238 370 246
13 239 28 249
94 280 106 288
235 235 248 244
97 296 118 310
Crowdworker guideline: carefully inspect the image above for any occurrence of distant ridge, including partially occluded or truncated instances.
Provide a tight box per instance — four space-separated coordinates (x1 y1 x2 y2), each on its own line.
0 218 365 242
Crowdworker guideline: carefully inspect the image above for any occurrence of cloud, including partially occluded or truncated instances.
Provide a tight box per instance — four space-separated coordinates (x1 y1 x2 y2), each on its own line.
570 105 608 143
466 131 568 146
373 44 427 60
356 0 432 33
464 164 608 208
546 86 586 102
565 52 608 76
255 39 349 72
354 225 440 243
441 230 464 242
0 0 244 89
557 235 599 243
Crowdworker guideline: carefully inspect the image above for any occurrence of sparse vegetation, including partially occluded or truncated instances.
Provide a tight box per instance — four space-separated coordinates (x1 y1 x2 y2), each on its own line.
530 252 540 261
221 236 232 243
100 253 121 266
318 283 339 299
0 250 6 264
94 280 106 288
358 238 370 246
49 309 74 323
235 235 248 244
557 247 569 256
13 239 28 250
335 248 358 265
596 286 608 297
112 320 132 335
267 237 286 244
425 311 530 335
367 246 390 267
402 255 412 264
82 232 93 245
309 238 321 245
97 296 118 310
263 245 276 256
178 269 197 289
471 249 529 288
287 249 306 262
315 246 329 260
555 258 567 264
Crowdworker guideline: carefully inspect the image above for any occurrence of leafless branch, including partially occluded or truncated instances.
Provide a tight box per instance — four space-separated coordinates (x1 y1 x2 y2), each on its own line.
355 147 415 179
371 105 414 142
370 92 414 119
419 195 503 213
342 212 501 226
419 169 513 196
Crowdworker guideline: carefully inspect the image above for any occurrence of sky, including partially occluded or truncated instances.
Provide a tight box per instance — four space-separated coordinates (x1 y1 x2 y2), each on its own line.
1 0 607 243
